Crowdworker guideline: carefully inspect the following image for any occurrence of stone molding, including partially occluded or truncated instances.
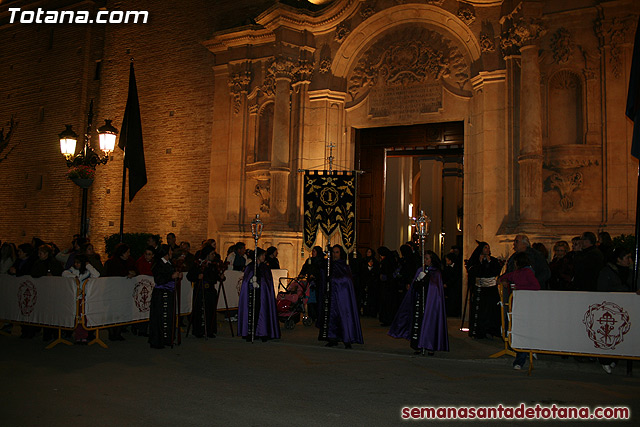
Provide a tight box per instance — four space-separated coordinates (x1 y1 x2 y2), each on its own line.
255 0 361 34
543 145 600 170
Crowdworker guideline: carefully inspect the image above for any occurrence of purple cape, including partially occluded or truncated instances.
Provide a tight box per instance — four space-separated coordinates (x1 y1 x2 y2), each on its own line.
388 267 449 351
237 262 281 339
317 259 364 344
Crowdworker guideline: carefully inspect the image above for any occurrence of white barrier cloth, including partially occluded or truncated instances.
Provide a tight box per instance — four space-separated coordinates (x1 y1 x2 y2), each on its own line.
84 275 192 328
0 274 77 328
511 290 640 357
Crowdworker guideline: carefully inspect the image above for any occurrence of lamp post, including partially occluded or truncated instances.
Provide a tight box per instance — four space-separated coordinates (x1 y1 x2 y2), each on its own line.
59 100 117 237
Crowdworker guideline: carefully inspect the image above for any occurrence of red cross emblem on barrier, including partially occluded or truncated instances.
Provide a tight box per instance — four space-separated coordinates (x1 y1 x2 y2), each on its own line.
17 280 37 316
583 301 630 350
133 279 154 312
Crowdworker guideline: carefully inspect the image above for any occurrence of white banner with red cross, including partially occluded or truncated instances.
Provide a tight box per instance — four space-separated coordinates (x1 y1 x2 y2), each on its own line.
84 275 193 328
510 290 640 357
0 274 77 328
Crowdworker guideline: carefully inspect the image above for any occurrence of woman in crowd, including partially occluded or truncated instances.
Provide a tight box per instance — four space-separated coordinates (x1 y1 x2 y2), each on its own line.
135 246 155 276
104 243 137 278
63 254 100 343
29 244 63 278
9 243 36 276
149 245 182 349
498 252 540 370
389 250 449 355
465 241 502 339
316 245 363 349
299 245 325 322
82 242 104 276
0 242 16 274
549 241 572 290
238 248 280 342
265 246 280 270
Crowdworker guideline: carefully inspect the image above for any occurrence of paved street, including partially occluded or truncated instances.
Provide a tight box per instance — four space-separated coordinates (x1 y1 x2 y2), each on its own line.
1 317 638 426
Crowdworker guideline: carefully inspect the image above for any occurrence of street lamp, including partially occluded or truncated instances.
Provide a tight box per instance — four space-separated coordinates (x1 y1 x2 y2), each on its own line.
59 100 118 237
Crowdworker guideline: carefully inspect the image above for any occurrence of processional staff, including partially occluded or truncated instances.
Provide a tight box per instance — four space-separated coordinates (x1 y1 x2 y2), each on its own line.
413 210 431 355
250 214 264 344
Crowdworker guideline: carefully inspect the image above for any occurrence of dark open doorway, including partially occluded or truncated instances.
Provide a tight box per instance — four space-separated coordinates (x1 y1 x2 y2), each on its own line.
355 122 464 258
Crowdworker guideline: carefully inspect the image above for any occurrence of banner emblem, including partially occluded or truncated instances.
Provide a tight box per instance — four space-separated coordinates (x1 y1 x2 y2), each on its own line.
583 301 631 350
132 279 154 312
17 280 37 316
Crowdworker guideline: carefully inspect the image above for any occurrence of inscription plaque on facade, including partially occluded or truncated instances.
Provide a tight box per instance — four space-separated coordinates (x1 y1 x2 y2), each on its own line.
368 82 442 118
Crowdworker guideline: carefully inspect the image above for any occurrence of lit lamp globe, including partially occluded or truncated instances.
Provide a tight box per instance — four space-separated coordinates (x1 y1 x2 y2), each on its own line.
58 124 78 159
97 119 118 154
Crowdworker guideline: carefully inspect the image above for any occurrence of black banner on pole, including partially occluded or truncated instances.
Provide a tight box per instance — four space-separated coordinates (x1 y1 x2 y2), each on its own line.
303 171 356 251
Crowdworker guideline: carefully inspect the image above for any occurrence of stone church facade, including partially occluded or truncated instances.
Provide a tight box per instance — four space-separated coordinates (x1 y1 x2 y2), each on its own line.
1 0 638 275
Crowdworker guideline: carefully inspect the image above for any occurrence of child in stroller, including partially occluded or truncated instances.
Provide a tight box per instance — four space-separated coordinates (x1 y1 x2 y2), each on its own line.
276 277 312 330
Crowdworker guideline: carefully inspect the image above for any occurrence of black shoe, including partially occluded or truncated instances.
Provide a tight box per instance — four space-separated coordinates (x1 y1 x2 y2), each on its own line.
207 334 217 339
427 351 434 356
414 350 422 355
325 341 338 347
344 343 352 349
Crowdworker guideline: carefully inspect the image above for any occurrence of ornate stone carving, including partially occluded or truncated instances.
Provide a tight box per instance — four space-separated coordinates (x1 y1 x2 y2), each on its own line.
293 60 314 82
500 17 547 56
594 17 634 78
269 56 296 80
479 33 495 53
228 71 252 114
360 1 375 20
319 58 332 74
254 178 271 213
543 145 600 170
334 22 351 43
550 69 579 90
457 5 476 26
426 0 445 5
546 172 583 211
347 26 470 102
550 28 575 64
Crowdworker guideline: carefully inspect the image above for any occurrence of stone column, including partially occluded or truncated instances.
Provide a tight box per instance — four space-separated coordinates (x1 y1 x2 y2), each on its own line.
270 58 294 223
518 42 543 226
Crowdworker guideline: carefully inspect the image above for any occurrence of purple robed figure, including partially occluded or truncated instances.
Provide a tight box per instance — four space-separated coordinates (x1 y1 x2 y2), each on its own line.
317 245 363 348
389 250 449 354
238 250 281 341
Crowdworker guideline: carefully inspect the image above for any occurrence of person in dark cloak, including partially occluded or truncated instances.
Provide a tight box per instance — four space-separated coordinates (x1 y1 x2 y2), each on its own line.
149 244 181 349
316 245 364 349
299 245 325 321
388 250 449 355
187 245 222 338
465 241 503 339
378 246 400 326
237 248 280 341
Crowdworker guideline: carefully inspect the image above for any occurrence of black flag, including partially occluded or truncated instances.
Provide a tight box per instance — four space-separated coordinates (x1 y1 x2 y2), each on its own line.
627 16 640 159
119 62 147 201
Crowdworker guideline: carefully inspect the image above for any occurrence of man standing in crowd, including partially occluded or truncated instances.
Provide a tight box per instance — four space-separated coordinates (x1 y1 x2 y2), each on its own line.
506 235 551 290
572 231 605 291
226 242 248 271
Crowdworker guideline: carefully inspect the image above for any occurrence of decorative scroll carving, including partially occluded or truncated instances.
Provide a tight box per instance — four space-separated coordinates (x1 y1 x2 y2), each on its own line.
500 17 547 56
546 172 583 211
347 26 470 102
334 22 351 43
360 1 375 20
457 5 476 26
254 179 271 213
319 58 332 74
480 33 495 53
550 28 575 64
261 56 295 96
594 17 635 78
228 71 252 114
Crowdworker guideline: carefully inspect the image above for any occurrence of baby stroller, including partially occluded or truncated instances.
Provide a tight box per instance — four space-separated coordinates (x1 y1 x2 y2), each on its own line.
276 277 312 330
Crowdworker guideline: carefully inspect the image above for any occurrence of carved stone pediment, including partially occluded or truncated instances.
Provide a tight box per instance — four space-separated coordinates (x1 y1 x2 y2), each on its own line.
346 26 470 103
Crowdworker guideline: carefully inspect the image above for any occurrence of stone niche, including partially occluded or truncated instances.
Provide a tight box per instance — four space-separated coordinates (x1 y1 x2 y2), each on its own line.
345 24 472 120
